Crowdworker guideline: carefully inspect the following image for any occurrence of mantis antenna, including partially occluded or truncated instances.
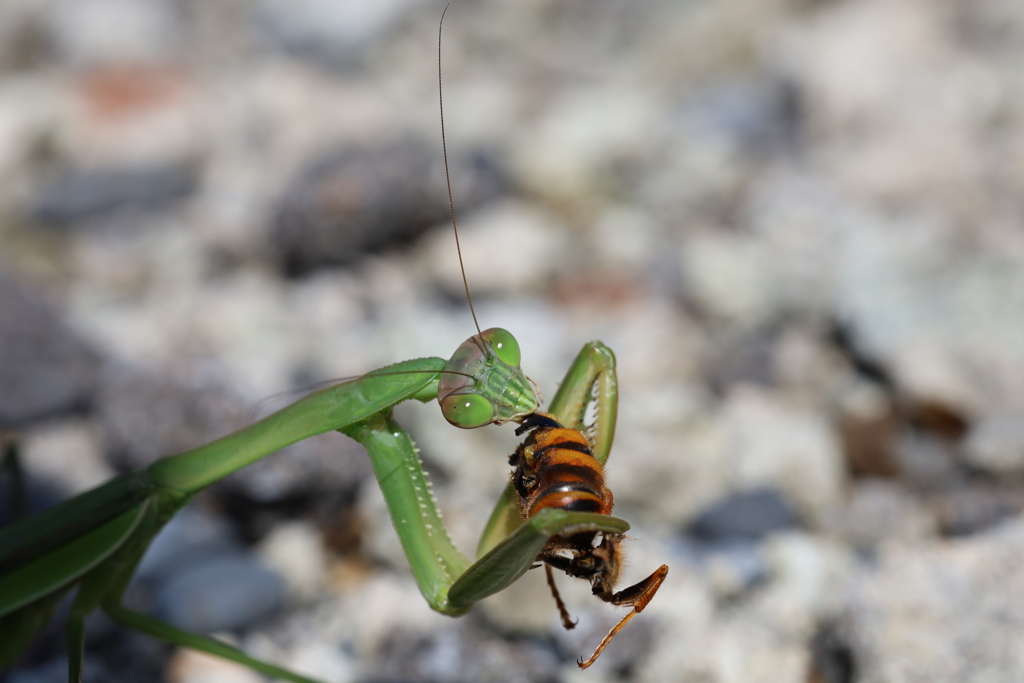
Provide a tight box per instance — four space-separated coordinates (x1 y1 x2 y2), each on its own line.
438 3 486 354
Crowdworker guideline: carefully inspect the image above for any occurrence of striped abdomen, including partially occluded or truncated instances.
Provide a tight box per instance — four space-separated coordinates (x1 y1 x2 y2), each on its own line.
513 425 614 518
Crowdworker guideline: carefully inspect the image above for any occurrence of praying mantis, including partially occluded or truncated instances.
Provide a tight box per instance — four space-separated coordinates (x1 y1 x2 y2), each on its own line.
0 325 640 683
0 7 667 682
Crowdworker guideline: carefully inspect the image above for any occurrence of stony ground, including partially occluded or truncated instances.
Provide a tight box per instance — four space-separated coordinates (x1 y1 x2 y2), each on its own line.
2 1 1024 682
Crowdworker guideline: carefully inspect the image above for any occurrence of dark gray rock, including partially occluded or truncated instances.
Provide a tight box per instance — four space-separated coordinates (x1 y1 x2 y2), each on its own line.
271 138 506 276
0 273 101 427
96 364 243 471
28 165 197 226
679 77 804 156
687 488 801 542
935 485 1023 538
154 553 286 633
133 506 241 583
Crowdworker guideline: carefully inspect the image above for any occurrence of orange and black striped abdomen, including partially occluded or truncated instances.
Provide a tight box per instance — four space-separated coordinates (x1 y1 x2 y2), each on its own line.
516 427 614 518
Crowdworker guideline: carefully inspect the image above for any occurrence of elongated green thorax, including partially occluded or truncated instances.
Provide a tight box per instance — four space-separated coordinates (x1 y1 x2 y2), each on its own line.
438 328 538 428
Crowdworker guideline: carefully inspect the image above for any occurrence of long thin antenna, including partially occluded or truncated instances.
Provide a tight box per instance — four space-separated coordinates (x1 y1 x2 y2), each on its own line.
439 3 483 341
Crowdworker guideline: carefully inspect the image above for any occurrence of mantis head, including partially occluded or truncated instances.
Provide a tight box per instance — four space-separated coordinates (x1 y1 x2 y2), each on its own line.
438 328 539 428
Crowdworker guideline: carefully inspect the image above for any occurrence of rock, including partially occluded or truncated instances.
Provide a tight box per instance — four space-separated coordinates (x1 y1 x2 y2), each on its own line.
365 615 561 683
697 540 770 600
155 554 286 633
718 387 846 524
134 506 240 583
849 516 1024 683
679 231 780 329
758 533 855 636
835 385 900 479
891 432 962 492
167 648 264 683
825 480 935 551
215 430 372 507
0 274 101 428
963 413 1024 476
4 623 168 683
680 77 803 157
705 321 781 391
419 199 572 298
17 418 112 495
687 487 800 543
257 520 328 603
29 164 197 226
254 0 424 63
934 485 1022 538
270 138 506 276
97 364 245 471
43 0 184 65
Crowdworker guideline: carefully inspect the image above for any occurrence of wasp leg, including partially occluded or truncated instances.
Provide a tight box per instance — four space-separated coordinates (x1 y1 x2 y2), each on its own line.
543 564 577 630
578 564 669 670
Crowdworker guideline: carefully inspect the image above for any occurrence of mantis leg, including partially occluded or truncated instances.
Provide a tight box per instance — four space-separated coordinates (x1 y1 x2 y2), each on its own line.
66 611 85 683
546 340 618 465
60 496 322 683
449 509 630 608
148 357 448 493
340 413 473 615
105 606 320 683
341 411 630 616
0 589 69 669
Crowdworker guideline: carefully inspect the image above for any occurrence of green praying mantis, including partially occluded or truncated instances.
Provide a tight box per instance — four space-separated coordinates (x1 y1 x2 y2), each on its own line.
1 325 639 683
0 8 668 682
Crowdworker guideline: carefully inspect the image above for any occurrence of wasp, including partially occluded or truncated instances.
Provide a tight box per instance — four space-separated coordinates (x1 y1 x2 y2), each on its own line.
510 412 670 669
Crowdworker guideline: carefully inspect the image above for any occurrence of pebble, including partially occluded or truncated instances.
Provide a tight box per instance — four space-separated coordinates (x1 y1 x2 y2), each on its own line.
43 0 185 66
963 413 1024 476
0 274 101 427
155 554 286 633
257 520 328 603
270 138 505 276
687 487 800 543
718 387 846 524
825 480 935 551
17 418 112 495
849 516 1024 683
166 649 264 683
29 164 197 226
255 0 424 62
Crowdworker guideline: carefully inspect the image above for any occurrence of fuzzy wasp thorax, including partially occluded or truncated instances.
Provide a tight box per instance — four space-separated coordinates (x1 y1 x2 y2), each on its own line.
510 413 669 669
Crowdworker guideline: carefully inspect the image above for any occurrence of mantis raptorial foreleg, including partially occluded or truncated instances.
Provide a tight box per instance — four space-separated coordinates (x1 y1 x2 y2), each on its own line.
340 408 631 615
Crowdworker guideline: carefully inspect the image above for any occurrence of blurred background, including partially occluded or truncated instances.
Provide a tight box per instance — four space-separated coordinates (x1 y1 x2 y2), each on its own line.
2 0 1023 681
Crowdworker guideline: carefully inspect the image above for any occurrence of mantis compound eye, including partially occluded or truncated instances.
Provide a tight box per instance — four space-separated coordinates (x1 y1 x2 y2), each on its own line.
440 391 495 428
439 327 537 427
480 328 521 367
